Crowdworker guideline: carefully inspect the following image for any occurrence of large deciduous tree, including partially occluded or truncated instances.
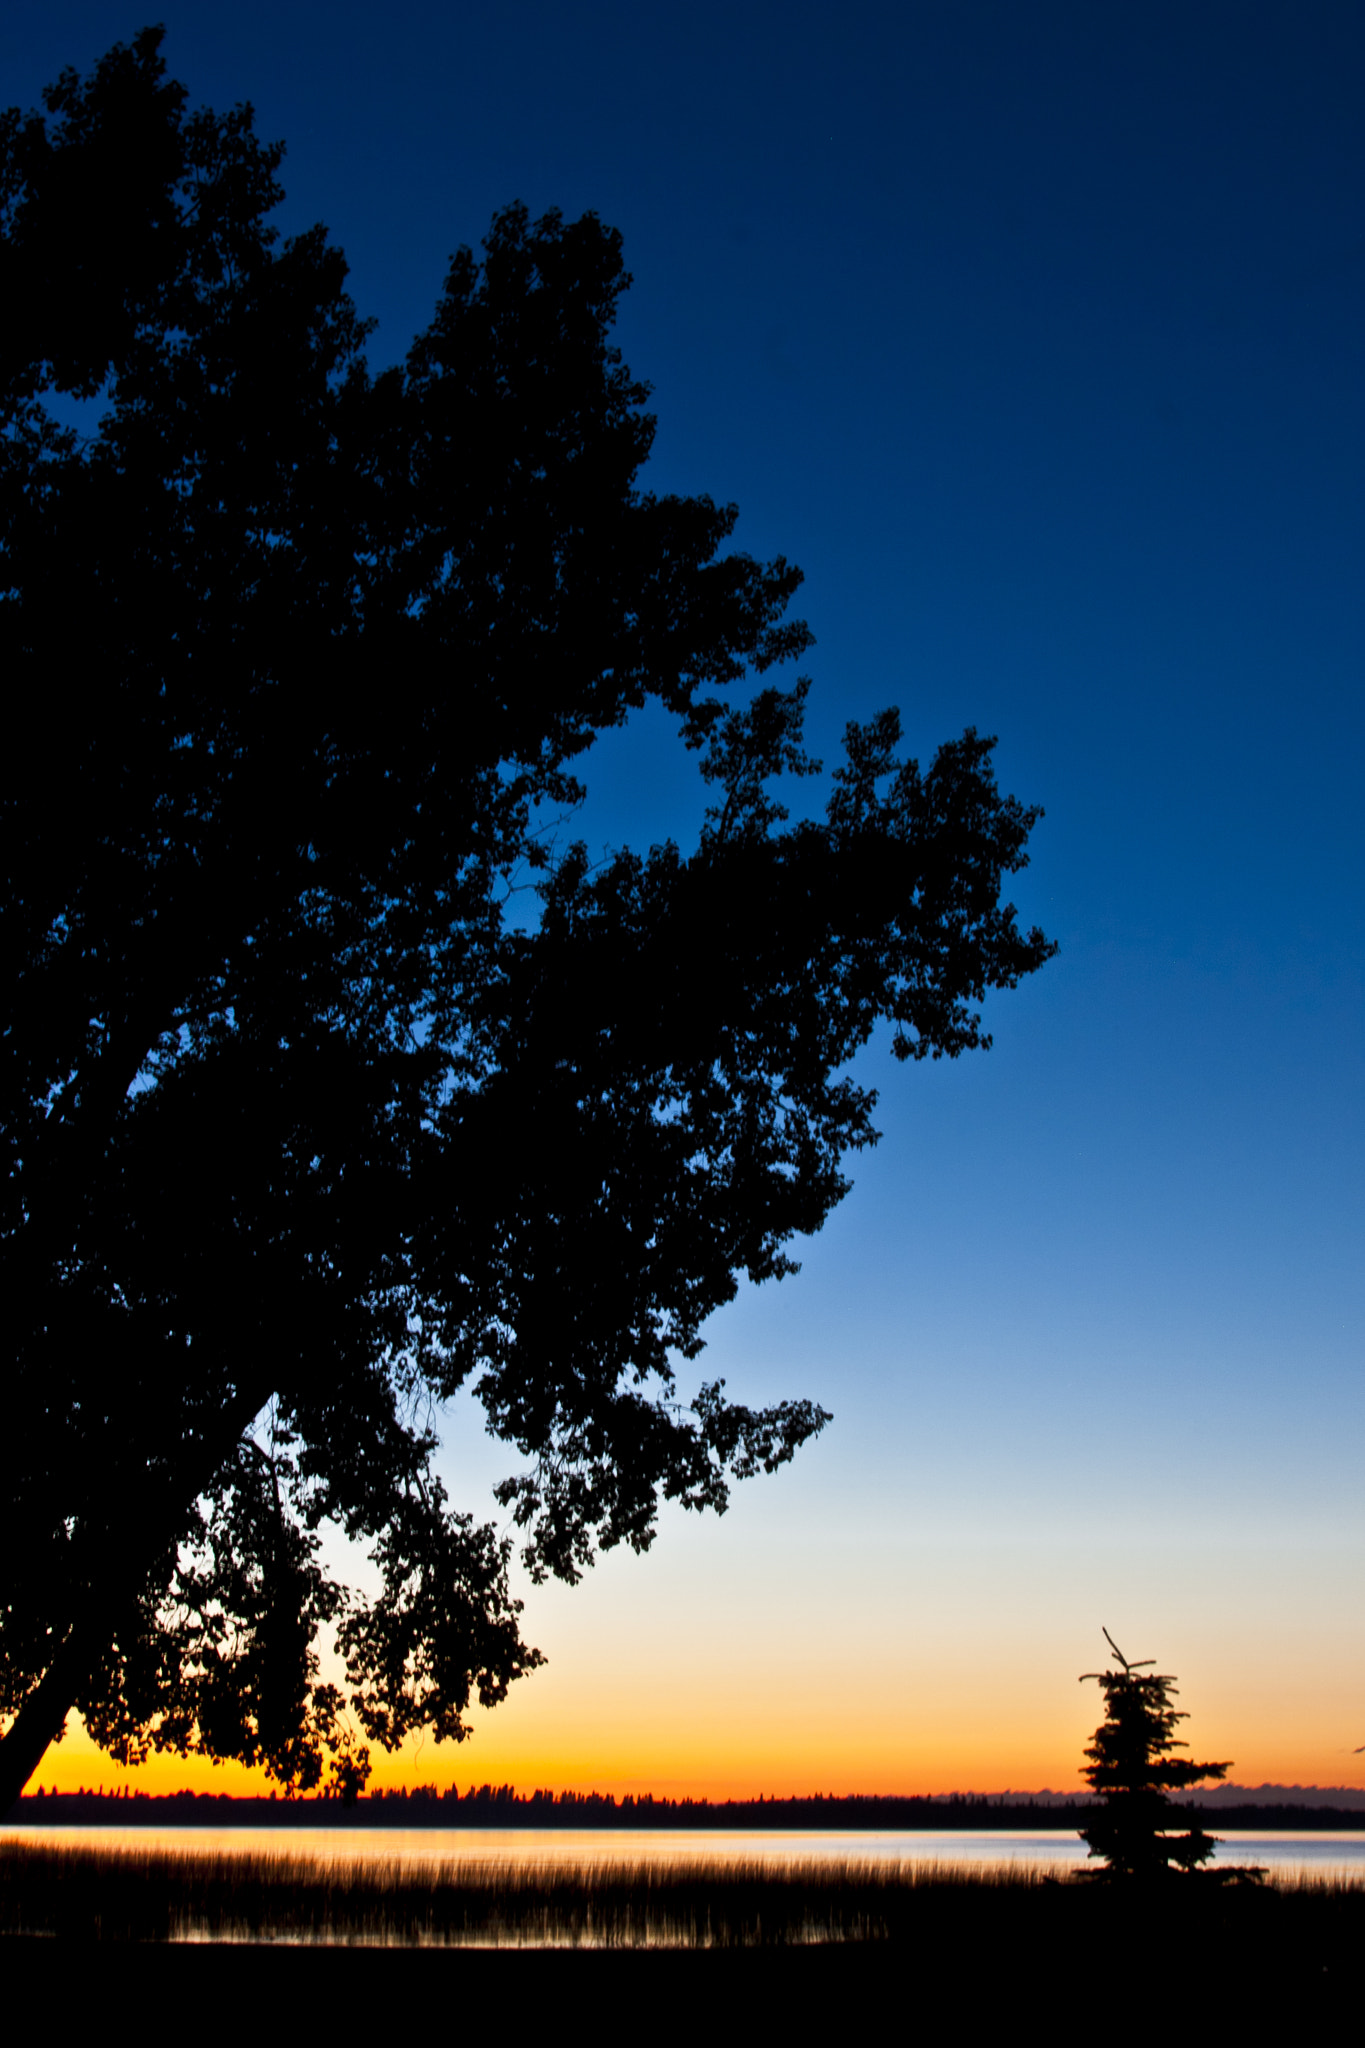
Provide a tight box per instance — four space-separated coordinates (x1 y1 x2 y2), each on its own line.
0 28 1056 1811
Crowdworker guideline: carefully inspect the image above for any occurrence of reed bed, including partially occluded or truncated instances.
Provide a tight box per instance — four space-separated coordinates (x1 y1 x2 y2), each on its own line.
2 1839 1361 1950
1 1841 1068 1947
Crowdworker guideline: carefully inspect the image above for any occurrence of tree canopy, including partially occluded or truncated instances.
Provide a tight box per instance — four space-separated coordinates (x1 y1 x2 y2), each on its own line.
1 27 1056 1809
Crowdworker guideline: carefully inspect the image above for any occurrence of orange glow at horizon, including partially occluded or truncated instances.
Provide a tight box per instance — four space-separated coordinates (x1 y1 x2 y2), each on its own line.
21 1704 1363 1806
17 1533 1365 1807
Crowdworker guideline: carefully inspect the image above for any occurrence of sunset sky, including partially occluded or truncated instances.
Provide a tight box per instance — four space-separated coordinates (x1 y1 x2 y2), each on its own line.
11 1 1363 1801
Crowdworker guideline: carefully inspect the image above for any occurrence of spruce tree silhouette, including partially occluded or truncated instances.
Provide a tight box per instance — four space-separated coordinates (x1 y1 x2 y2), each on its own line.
1078 1629 1232 1879
1 28 1056 1813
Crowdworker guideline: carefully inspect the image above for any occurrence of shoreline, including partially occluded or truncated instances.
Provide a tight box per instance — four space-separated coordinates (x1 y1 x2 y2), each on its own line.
12 1791 1365 1831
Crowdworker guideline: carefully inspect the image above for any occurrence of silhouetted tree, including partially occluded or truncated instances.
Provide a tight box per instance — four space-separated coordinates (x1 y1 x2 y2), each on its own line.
0 28 1056 1812
1078 1630 1230 1878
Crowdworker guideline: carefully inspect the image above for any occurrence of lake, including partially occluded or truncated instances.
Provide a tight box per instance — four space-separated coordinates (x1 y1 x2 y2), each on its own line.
6 1824 1364 1877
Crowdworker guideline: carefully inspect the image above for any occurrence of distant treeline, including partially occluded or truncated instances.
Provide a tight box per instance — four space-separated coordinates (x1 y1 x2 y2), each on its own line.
12 1785 1365 1831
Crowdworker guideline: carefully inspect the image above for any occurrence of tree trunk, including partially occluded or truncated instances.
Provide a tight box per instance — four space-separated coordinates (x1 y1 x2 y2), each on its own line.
0 1607 115 1818
0 1379 274 1818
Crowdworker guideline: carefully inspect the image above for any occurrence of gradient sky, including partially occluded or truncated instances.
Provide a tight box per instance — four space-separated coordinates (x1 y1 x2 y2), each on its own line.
11 1 1363 1799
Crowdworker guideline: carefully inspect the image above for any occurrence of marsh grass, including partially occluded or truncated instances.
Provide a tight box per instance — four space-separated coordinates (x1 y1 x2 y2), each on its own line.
2 1840 1361 1950
0 1842 1070 1947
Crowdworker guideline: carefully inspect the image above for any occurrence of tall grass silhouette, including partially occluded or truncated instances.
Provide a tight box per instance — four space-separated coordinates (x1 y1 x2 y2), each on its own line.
4 1840 1361 1948
2 1842 1065 1946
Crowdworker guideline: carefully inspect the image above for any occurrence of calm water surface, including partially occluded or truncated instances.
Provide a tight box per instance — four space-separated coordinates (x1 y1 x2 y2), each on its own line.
6 1825 1364 1876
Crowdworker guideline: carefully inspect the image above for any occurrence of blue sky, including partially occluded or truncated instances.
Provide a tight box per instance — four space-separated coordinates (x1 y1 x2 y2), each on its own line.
12 1 1362 1792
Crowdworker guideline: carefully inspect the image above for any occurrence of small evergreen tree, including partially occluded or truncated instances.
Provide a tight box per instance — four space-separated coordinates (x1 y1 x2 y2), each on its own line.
1078 1629 1230 1879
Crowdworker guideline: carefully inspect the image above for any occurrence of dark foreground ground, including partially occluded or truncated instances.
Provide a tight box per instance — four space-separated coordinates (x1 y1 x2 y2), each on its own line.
3 1883 1358 2033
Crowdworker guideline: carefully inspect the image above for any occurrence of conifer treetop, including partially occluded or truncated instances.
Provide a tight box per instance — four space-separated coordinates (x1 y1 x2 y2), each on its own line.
1077 1629 1233 1879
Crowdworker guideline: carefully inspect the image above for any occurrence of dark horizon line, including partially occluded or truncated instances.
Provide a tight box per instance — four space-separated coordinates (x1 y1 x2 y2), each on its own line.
12 1782 1365 1828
